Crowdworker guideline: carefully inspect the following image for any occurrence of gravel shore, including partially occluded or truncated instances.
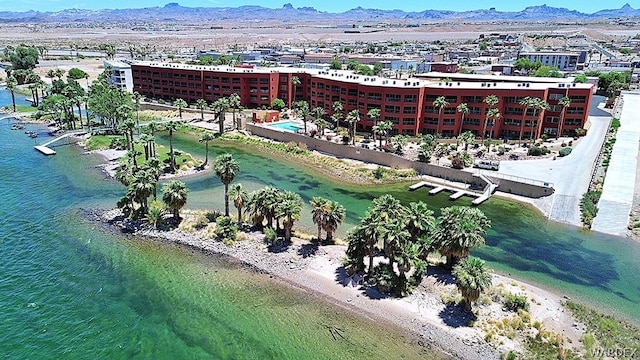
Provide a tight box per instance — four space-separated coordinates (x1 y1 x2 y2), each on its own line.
91 208 505 360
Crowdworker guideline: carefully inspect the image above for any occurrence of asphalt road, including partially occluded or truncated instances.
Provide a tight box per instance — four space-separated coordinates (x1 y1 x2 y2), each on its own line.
497 116 611 226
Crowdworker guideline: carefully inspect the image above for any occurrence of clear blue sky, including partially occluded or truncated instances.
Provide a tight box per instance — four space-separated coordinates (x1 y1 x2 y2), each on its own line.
2 0 638 13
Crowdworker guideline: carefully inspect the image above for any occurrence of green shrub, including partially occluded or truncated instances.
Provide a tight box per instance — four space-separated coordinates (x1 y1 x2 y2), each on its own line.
264 227 277 246
145 200 166 228
580 191 602 227
527 146 550 156
214 216 237 243
373 166 386 180
497 146 505 155
205 210 222 222
504 293 530 312
558 147 572 157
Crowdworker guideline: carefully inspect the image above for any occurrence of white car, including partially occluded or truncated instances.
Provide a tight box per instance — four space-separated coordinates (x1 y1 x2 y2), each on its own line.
473 160 500 171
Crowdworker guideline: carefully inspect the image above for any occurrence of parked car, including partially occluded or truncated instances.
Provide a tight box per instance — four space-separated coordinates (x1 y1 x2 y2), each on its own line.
473 160 500 171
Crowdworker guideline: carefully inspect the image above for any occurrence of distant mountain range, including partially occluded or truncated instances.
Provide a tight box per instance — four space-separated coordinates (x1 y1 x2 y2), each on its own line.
0 2 639 23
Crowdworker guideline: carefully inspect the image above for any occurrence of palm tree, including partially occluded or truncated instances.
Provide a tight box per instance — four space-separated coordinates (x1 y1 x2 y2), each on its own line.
130 169 155 215
459 131 475 151
345 226 368 274
322 200 346 243
452 257 492 312
518 96 534 145
162 180 188 220
6 75 17 112
213 153 240 217
174 98 187 119
294 100 310 133
211 97 229 134
132 91 142 130
291 75 301 108
229 183 248 226
276 191 303 242
119 118 137 151
433 206 491 268
346 109 361 145
456 103 469 137
228 93 242 130
311 106 326 136
403 201 436 243
144 121 159 158
367 108 381 143
164 121 181 173
145 157 163 199
310 196 329 240
530 98 549 143
196 98 208 120
433 96 449 135
332 101 343 127
199 132 215 167
482 94 499 140
139 133 154 161
486 108 501 142
557 96 571 139
376 120 393 149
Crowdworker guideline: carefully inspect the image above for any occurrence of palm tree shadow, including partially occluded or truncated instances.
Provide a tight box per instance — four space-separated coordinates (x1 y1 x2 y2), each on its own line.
361 284 389 300
267 241 291 253
332 266 389 300
429 266 456 286
438 303 475 328
298 242 319 258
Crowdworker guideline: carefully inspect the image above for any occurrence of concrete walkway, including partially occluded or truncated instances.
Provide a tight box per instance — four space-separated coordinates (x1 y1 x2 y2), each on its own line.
497 115 611 226
592 91 640 235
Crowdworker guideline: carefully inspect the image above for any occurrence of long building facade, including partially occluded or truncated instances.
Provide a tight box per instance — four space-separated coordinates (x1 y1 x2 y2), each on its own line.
131 61 593 139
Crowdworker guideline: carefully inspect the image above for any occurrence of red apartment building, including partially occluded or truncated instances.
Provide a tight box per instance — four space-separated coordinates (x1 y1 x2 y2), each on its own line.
131 62 593 139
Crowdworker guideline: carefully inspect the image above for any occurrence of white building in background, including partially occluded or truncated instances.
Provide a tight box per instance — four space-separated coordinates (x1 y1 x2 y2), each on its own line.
518 52 580 71
103 59 133 93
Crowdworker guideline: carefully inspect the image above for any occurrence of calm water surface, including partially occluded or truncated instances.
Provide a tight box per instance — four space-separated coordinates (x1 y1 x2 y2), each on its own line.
160 131 640 324
0 116 441 358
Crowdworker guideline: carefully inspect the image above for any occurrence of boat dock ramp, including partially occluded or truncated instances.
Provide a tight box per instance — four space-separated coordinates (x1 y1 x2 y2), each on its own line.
409 175 497 205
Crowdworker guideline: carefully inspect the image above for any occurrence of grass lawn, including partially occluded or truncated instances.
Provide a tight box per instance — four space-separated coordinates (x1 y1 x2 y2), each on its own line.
86 135 202 172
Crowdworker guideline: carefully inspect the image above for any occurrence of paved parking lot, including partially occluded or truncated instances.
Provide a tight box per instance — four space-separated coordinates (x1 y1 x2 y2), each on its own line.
497 116 611 226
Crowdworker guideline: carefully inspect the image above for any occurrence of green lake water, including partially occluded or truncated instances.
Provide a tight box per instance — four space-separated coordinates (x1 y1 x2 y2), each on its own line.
0 118 442 358
160 131 640 324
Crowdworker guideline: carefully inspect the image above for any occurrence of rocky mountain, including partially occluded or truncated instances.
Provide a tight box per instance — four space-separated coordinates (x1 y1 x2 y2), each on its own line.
0 2 638 23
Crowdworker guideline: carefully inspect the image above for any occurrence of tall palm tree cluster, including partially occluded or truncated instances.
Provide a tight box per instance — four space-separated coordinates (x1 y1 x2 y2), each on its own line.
34 68 91 131
244 187 304 243
173 93 242 133
345 196 492 310
310 197 346 243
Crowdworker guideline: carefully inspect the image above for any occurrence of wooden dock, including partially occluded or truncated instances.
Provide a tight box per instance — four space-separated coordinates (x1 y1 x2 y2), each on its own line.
34 145 56 155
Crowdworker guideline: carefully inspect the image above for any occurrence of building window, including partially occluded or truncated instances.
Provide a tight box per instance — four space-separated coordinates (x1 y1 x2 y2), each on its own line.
402 118 415 125
385 94 401 102
404 94 417 103
403 106 416 114
385 105 400 113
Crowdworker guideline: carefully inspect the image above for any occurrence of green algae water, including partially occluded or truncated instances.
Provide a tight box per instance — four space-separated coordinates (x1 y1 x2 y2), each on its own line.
159 131 640 325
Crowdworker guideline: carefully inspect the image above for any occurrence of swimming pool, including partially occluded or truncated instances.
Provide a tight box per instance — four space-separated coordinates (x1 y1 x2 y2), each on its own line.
268 121 303 132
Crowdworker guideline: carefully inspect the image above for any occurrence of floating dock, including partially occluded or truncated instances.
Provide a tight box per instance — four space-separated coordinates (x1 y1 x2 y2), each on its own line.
449 190 466 200
428 186 445 195
34 145 56 155
408 181 428 191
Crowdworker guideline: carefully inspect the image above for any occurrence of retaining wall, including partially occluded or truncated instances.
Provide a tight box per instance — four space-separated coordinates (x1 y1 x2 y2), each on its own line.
247 123 554 198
